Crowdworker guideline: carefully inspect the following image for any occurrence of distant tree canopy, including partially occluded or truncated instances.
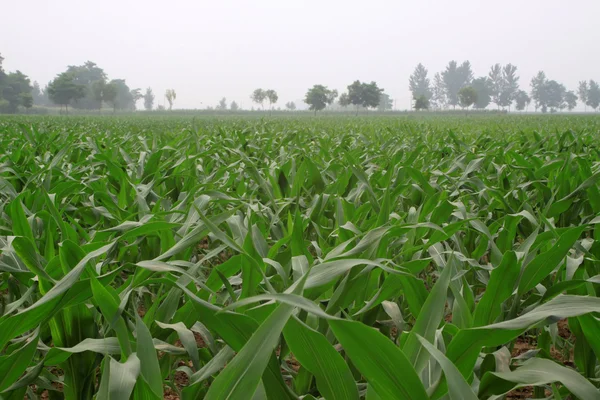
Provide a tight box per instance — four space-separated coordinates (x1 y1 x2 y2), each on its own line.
217 97 228 110
47 72 85 113
165 89 176 110
230 100 239 111
67 61 107 110
251 89 266 109
458 86 478 109
471 77 491 109
339 80 383 115
442 60 473 109
2 52 600 114
144 88 155 111
409 63 432 103
304 85 337 114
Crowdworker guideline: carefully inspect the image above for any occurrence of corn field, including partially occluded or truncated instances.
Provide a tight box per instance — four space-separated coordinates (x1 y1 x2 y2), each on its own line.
1 115 600 399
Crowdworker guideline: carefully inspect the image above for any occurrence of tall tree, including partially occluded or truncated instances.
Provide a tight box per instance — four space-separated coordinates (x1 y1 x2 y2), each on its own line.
442 60 472 109
143 88 154 111
250 89 266 109
530 71 547 112
409 63 432 104
31 81 48 106
586 80 600 111
431 72 446 110
343 80 383 115
217 97 228 110
66 61 107 110
515 90 531 112
130 88 143 111
47 72 85 113
488 64 503 109
546 80 566 112
578 80 589 111
230 101 239 111
102 82 118 113
413 95 429 111
2 71 32 113
265 89 278 110
458 86 477 110
471 77 491 109
165 89 176 110
501 64 519 111
304 85 337 115
378 92 393 111
564 91 577 111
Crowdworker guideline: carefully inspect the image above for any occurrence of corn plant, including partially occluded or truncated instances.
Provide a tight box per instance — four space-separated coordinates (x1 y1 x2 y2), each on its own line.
0 114 600 399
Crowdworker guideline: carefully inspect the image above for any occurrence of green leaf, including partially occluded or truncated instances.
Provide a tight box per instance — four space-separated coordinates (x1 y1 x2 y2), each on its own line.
328 319 427 400
479 358 599 400
283 316 359 400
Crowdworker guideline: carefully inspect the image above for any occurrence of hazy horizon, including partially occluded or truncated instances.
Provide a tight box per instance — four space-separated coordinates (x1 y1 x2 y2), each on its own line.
3 0 600 110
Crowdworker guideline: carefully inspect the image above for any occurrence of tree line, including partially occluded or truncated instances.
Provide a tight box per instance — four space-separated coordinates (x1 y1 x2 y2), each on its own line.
0 55 165 113
408 61 600 113
2 52 600 114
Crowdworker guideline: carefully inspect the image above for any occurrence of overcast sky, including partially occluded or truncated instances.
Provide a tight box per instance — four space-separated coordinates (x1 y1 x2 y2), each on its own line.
2 0 599 110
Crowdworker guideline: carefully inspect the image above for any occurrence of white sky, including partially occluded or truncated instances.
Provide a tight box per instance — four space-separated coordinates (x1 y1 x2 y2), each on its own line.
2 0 599 110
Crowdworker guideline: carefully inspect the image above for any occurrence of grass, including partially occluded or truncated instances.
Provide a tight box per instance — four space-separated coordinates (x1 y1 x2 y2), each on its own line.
0 114 600 399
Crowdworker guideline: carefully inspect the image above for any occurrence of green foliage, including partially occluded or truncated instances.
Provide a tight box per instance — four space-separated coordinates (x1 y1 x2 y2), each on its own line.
458 86 477 109
143 87 155 111
442 60 473 108
341 80 383 114
409 63 432 101
413 94 429 111
0 114 599 400
471 77 491 109
250 88 266 109
47 72 86 112
304 84 337 113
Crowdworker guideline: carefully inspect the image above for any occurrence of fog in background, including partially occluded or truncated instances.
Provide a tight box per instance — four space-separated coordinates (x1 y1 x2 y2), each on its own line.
2 0 599 110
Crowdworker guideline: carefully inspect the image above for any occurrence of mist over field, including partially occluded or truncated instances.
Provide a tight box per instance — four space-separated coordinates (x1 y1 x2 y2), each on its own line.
2 0 600 111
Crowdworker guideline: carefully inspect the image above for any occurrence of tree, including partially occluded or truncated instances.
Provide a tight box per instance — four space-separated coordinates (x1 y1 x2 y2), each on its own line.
92 80 105 111
343 80 383 115
47 72 85 113
230 101 239 111
102 82 118 113
251 89 266 109
546 80 566 112
431 72 446 110
285 101 296 111
165 89 176 110
265 90 278 110
217 97 228 110
143 88 154 111
587 80 600 111
66 61 107 110
304 85 337 115
21 93 33 111
338 93 350 108
578 81 589 111
458 86 477 110
413 95 429 111
500 64 519 111
2 71 32 113
130 88 143 111
530 71 547 112
564 91 577 111
409 63 432 104
442 60 472 109
488 64 503 109
31 81 48 106
378 92 393 111
514 90 531 112
471 77 491 109
106 79 134 111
